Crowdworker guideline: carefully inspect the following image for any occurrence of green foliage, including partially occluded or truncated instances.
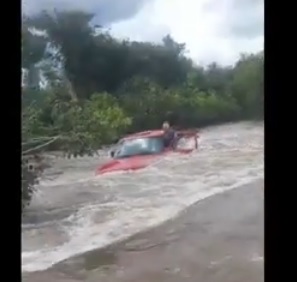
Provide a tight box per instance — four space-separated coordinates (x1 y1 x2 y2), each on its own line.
21 9 263 211
46 92 131 156
231 53 264 118
23 90 131 156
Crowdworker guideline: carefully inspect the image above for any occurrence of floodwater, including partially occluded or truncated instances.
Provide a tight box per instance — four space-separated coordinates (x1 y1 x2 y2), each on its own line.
22 122 264 281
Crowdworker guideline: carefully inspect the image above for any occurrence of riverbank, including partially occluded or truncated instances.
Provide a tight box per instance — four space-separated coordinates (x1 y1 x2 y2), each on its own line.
23 179 264 282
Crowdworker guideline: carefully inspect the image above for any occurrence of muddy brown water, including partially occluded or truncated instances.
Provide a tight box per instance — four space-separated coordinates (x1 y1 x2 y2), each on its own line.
23 181 263 282
22 122 263 281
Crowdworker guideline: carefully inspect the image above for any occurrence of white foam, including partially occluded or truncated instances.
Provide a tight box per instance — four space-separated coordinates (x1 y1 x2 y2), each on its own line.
250 254 264 262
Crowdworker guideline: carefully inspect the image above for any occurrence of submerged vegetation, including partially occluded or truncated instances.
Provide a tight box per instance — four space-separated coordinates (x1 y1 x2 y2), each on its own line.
21 10 263 211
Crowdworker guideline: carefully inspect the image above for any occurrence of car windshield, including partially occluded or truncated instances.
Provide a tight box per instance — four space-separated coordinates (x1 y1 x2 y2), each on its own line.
114 137 164 159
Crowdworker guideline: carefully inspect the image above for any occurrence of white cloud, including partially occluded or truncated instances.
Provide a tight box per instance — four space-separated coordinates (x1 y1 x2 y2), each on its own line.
109 0 264 66
22 0 264 66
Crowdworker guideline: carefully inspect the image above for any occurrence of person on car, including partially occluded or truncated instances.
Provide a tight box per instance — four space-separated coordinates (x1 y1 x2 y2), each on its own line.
162 121 177 148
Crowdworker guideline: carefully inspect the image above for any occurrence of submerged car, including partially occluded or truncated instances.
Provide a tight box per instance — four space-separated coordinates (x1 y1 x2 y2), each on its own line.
95 129 199 175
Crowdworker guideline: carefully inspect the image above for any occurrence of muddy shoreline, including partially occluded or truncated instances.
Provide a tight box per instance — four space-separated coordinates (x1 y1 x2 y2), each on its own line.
23 179 263 282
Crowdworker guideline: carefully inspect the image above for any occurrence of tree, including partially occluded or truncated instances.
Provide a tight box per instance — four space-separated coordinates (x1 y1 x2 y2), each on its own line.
230 52 264 117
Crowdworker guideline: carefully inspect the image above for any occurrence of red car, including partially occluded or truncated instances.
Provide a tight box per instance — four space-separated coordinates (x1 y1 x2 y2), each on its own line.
95 129 199 175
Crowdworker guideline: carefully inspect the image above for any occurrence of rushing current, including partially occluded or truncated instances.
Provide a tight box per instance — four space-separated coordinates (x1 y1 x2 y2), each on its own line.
22 122 264 273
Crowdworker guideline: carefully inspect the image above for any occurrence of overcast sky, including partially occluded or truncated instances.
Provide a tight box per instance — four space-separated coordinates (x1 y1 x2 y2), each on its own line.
22 0 264 66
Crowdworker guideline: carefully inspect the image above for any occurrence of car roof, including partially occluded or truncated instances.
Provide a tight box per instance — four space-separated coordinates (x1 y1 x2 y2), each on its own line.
121 130 164 141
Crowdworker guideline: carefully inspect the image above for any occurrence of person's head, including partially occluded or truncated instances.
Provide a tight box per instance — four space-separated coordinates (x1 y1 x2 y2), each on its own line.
162 121 170 131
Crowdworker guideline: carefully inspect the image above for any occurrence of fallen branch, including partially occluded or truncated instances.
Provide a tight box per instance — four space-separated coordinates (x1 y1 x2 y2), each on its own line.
22 136 60 155
22 136 60 146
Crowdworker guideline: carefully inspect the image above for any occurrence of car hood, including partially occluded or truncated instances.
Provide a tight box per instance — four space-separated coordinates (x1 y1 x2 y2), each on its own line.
96 154 162 175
